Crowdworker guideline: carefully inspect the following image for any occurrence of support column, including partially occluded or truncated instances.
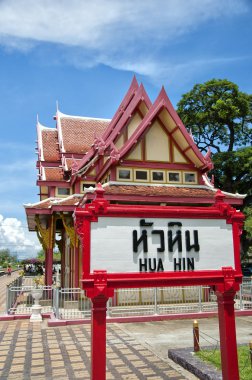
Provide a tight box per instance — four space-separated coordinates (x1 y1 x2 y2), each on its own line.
74 245 79 288
91 294 108 380
46 248 53 286
85 271 114 380
216 289 239 380
35 215 55 286
215 267 240 380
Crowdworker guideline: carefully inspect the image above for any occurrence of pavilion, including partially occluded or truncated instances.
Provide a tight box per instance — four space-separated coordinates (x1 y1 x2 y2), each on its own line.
24 77 245 287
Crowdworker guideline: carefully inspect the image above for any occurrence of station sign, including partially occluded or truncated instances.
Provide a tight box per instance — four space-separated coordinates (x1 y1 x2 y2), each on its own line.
90 217 234 273
74 187 244 380
75 191 244 284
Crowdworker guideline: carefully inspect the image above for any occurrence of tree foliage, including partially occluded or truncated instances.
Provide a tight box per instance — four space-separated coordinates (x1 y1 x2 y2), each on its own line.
177 79 252 154
177 78 252 194
212 146 252 194
244 207 252 239
36 249 61 263
177 79 252 258
0 249 18 267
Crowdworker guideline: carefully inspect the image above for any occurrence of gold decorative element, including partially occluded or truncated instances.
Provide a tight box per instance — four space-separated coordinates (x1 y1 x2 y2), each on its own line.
35 215 55 250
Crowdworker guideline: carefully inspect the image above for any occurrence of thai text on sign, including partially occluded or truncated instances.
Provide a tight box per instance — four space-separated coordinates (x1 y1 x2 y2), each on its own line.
90 217 234 273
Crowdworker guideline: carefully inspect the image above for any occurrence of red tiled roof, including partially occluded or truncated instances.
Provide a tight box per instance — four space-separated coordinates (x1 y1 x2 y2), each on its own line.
60 117 110 154
103 185 216 198
25 195 82 210
41 129 60 161
32 199 52 209
52 195 82 206
44 168 64 181
64 158 82 170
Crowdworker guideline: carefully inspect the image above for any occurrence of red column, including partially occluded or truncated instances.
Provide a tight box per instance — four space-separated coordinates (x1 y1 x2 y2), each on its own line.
91 294 108 380
85 271 114 380
45 248 53 286
74 246 79 288
216 288 240 380
61 236 65 288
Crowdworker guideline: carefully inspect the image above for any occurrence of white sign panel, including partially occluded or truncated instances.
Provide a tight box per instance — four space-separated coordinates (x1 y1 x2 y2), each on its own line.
90 217 234 273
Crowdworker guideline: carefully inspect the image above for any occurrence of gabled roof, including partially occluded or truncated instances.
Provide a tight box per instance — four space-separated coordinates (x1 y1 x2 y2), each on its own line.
75 80 152 177
42 167 64 182
101 76 140 142
56 110 110 154
82 86 213 182
74 76 145 175
37 122 60 162
24 194 83 230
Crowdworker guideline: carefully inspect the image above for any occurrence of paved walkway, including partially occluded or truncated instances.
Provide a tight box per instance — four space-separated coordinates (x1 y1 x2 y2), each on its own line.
0 319 197 380
1 274 251 379
0 274 196 379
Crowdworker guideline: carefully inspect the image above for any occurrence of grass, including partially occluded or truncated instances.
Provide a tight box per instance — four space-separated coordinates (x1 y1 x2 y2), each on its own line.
195 346 251 380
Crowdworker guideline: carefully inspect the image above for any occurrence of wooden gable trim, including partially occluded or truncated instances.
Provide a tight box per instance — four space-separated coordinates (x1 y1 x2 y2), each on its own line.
156 87 212 171
102 76 139 142
104 83 152 148
73 77 140 177
95 98 172 181
78 84 152 182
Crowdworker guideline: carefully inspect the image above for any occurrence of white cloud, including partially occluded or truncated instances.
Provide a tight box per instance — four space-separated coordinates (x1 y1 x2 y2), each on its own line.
0 0 248 80
0 214 41 259
0 0 247 48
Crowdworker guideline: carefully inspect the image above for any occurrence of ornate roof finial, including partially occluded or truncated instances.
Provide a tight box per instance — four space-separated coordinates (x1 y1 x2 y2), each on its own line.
189 128 195 142
56 100 59 112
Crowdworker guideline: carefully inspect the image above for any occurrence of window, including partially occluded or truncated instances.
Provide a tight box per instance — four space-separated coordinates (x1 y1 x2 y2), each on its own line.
151 171 165 182
57 187 70 196
168 172 181 183
184 172 197 184
134 170 148 181
117 168 132 181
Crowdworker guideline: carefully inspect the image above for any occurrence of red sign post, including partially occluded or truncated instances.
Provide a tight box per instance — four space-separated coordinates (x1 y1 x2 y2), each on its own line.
75 186 244 380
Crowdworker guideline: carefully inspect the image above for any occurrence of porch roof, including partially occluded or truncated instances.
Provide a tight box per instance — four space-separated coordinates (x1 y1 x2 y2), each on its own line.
24 182 245 231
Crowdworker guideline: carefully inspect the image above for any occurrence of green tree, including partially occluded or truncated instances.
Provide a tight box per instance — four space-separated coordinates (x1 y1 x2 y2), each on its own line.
177 78 251 153
212 147 252 194
177 79 252 259
37 249 45 260
0 249 17 267
177 79 252 194
36 249 61 263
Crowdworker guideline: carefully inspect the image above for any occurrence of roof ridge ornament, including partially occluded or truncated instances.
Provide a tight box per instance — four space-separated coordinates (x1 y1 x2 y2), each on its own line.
189 128 195 141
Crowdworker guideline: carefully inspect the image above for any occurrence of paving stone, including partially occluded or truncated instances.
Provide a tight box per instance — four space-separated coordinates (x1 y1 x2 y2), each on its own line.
0 276 197 379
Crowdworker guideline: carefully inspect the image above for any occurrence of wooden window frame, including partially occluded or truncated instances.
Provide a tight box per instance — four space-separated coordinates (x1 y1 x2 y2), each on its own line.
117 168 133 182
150 170 166 183
167 171 182 184
56 187 72 197
134 169 149 182
183 171 197 184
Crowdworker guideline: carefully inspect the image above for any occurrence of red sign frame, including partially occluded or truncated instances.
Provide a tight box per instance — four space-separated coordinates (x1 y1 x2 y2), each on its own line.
75 187 244 289
74 186 244 380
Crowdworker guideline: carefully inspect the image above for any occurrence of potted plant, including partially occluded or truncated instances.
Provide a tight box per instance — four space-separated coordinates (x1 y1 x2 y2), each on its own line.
30 275 45 322
31 275 44 305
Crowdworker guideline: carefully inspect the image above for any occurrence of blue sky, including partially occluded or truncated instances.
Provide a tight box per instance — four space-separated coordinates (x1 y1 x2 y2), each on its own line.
0 0 251 259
